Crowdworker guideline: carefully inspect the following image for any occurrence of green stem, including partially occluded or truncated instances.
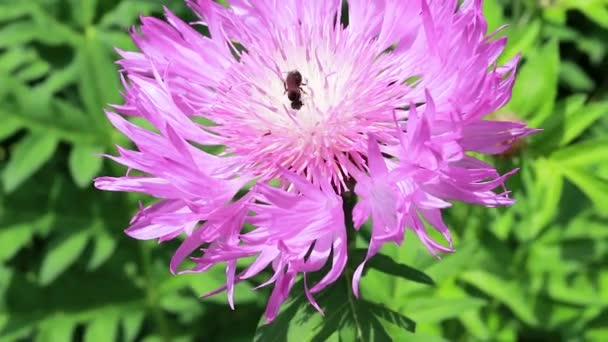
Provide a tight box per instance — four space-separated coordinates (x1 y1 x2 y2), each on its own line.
342 185 358 248
341 188 365 340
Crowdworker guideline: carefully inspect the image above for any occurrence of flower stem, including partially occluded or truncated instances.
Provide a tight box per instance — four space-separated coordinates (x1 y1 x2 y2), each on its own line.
342 183 358 248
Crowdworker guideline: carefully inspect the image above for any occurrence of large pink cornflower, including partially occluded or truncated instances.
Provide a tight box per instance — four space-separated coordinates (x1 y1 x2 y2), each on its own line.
96 0 536 321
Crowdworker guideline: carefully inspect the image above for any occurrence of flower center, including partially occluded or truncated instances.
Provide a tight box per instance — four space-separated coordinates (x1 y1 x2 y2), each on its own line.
209 26 408 186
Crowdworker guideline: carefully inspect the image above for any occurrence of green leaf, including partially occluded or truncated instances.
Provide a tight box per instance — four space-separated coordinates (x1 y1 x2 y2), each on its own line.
85 313 119 342
78 28 121 132
39 231 90 285
351 249 435 286
577 1 608 29
517 158 563 241
0 21 41 48
559 60 595 91
0 3 33 21
0 47 37 73
2 133 59 193
0 116 21 140
69 145 104 187
87 231 116 270
482 0 505 32
400 298 487 323
560 101 608 147
547 273 607 306
121 311 145 342
0 223 34 262
15 59 51 82
499 20 542 64
551 139 608 167
99 0 163 29
510 40 559 125
38 314 75 342
69 0 98 27
533 94 587 149
459 271 538 326
254 276 415 342
560 166 608 213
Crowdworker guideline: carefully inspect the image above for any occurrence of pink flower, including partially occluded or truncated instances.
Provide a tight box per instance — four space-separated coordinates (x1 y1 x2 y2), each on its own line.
96 0 536 321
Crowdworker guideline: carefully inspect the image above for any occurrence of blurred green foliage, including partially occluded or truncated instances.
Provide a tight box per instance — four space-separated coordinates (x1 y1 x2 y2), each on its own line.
0 0 607 341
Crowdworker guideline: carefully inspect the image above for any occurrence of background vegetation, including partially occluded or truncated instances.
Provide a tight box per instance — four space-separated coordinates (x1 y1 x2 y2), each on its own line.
0 0 607 341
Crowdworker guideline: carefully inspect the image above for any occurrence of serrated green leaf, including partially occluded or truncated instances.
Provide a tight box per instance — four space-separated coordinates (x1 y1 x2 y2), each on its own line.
39 231 90 285
85 313 119 342
69 145 104 187
459 271 538 326
2 133 59 193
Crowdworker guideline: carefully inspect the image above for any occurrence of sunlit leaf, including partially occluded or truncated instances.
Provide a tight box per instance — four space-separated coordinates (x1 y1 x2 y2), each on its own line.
499 20 542 64
400 298 487 323
459 271 538 326
121 311 145 342
510 40 559 125
77 28 121 132
2 133 59 193
39 231 90 285
560 166 608 213
69 0 98 28
0 223 33 262
85 313 119 342
0 116 21 140
99 0 163 29
87 230 116 270
559 60 595 91
551 139 608 167
38 314 75 342
69 145 104 187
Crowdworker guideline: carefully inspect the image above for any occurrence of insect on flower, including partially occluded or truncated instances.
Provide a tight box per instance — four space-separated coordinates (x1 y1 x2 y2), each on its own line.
95 0 538 323
284 70 306 110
